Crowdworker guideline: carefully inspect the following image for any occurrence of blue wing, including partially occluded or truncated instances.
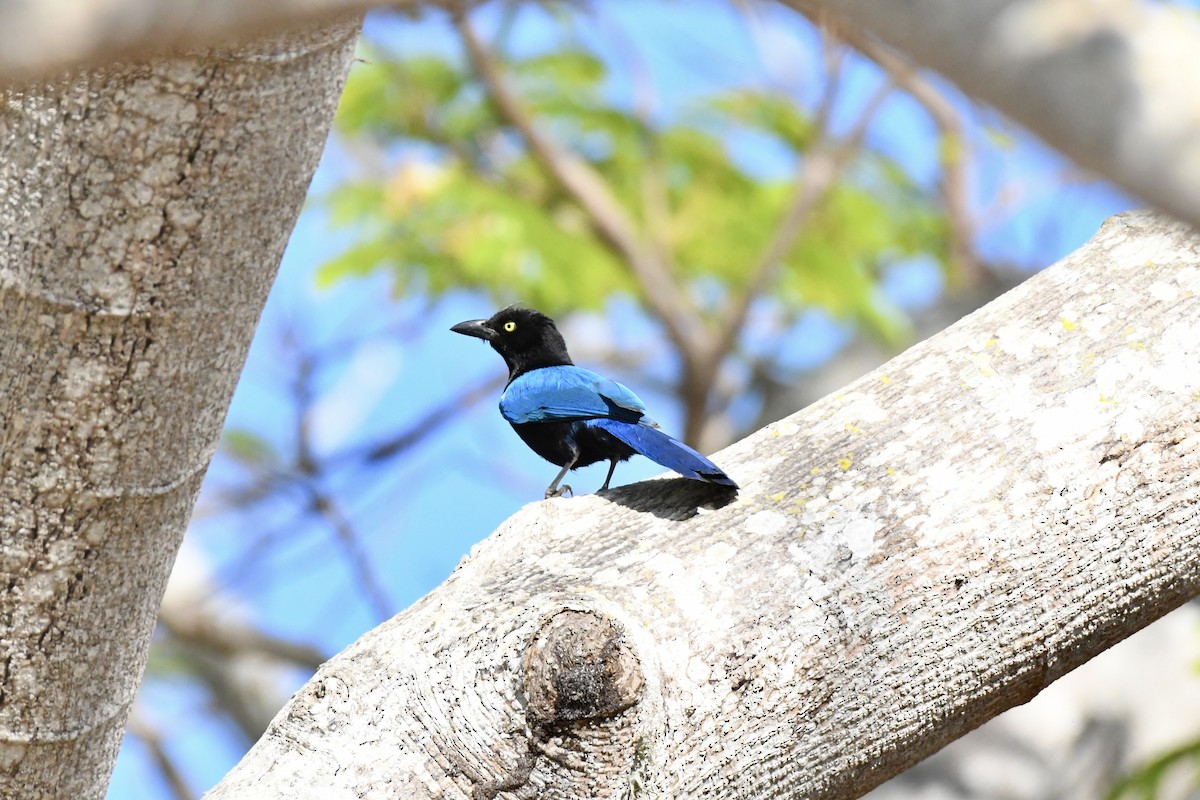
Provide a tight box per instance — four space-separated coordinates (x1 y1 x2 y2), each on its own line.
500 366 656 426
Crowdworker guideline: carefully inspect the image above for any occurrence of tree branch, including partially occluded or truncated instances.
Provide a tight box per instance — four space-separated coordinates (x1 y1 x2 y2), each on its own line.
452 12 706 363
780 0 1200 231
818 17 984 288
205 209 1200 799
0 0 379 87
158 610 326 672
710 35 893 372
127 714 196 800
289 350 394 620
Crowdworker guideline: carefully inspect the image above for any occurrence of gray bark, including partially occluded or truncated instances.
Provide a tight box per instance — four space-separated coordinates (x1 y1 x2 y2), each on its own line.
204 209 1200 798
865 602 1200 800
787 0 1200 231
0 19 361 800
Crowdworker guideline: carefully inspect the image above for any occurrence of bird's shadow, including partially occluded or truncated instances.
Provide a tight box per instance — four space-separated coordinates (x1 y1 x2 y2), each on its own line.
599 479 739 521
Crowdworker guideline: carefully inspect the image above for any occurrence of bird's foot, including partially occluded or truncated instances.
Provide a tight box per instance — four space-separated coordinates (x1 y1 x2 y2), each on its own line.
544 484 573 499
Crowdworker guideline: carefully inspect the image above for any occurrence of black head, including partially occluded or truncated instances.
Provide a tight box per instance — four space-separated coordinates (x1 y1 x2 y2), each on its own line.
450 305 573 378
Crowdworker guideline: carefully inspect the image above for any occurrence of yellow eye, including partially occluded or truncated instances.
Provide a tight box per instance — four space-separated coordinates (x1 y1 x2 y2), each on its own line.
503 321 517 332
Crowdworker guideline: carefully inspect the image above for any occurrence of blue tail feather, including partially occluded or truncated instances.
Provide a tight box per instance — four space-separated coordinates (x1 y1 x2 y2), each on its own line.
589 419 738 488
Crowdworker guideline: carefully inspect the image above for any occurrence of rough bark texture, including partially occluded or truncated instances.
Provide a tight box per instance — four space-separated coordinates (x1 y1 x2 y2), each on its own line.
0 19 361 800
205 209 1200 798
788 0 1200 231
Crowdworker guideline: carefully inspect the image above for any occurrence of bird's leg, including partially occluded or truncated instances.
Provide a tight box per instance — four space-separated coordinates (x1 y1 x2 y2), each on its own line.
599 458 619 492
544 455 578 499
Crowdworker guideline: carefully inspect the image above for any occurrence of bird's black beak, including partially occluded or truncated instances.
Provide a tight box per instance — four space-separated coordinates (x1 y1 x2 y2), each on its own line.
450 319 496 341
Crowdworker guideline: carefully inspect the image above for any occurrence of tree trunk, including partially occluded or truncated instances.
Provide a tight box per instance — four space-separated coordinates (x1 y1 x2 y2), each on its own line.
0 19 360 799
204 209 1200 798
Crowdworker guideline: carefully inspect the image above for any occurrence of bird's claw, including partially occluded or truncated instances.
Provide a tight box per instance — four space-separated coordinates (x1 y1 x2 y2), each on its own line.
544 484 573 499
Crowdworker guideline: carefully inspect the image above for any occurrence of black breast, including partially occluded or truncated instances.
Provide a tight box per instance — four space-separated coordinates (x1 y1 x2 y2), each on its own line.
510 420 636 468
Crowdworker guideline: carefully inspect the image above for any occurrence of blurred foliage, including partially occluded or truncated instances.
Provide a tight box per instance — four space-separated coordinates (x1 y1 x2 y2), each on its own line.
221 429 279 468
323 5 950 348
1105 738 1200 800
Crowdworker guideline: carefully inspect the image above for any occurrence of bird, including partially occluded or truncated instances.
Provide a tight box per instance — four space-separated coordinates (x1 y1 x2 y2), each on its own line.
451 305 738 499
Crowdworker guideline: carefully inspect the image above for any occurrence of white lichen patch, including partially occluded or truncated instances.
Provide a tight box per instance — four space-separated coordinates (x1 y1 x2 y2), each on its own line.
840 516 882 561
1093 358 1133 397
685 656 712 683
922 458 965 500
827 391 888 428
1147 280 1179 303
23 569 65 605
1112 397 1154 442
695 541 739 593
745 510 790 539
909 451 1026 552
855 485 883 507
1177 266 1200 294
789 505 884 569
1106 232 1187 270
769 419 800 438
91 270 136 314
800 572 833 603
773 560 802 586
865 438 916 468
643 553 709 621
995 321 1059 361
32 464 66 492
1029 388 1112 454
1149 321 1200 394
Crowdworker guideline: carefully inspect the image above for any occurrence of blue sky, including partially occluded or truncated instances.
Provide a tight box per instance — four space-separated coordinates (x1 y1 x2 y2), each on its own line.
107 2 1137 796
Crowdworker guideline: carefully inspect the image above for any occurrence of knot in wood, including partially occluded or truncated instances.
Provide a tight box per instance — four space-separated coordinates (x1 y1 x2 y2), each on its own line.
524 609 644 725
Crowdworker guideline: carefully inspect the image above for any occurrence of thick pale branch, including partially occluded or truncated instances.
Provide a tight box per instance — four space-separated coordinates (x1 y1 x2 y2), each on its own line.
206 209 1200 799
784 0 1200 231
0 1 384 87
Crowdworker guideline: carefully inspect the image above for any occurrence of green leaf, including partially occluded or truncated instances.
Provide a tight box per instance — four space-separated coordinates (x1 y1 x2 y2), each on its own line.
1105 737 1200 800
706 89 816 150
514 49 606 93
321 18 950 355
222 429 278 466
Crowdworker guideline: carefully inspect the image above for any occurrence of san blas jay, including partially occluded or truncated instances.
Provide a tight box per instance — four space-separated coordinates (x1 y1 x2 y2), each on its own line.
452 306 738 499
